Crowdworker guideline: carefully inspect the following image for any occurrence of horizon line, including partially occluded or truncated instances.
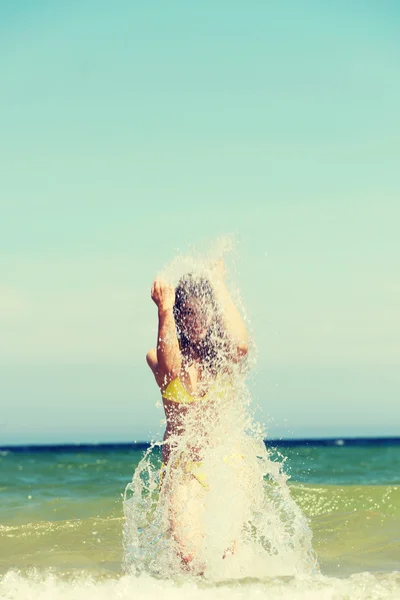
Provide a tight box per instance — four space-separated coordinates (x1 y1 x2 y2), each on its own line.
2 436 400 452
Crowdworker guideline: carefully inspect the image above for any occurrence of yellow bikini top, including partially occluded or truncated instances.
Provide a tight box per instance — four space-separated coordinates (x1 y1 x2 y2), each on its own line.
162 377 207 404
162 375 228 405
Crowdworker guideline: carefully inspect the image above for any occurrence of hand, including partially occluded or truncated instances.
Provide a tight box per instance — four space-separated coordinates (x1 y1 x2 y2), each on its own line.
151 279 175 312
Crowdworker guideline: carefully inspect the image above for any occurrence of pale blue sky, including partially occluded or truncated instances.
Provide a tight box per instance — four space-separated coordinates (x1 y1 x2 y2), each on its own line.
1 1 399 443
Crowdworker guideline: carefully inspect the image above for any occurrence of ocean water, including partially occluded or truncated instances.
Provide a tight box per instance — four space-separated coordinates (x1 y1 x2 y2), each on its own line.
1 441 399 599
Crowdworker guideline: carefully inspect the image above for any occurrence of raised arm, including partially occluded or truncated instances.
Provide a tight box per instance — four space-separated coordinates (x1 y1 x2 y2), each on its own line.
148 279 182 387
211 260 249 360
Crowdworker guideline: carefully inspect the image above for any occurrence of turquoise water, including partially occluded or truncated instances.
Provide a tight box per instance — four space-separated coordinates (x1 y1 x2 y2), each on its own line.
270 443 400 485
1 442 399 599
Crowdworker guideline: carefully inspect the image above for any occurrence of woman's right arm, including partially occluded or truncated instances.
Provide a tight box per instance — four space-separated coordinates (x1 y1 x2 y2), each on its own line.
147 279 182 388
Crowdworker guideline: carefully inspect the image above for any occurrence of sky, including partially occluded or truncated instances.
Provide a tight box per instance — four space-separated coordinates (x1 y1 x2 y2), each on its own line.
1 1 399 444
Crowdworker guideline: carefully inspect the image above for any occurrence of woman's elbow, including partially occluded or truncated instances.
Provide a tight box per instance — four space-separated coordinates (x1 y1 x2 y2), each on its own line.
237 342 248 358
231 340 248 363
146 348 157 369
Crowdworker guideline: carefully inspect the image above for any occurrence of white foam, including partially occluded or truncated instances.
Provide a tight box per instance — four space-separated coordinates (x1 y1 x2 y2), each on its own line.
1 571 400 600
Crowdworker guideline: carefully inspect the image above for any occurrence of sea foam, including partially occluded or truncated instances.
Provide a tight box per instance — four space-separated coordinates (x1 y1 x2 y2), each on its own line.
1 570 400 600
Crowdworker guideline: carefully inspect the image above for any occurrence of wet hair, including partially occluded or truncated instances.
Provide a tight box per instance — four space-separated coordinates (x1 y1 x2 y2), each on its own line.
173 273 226 372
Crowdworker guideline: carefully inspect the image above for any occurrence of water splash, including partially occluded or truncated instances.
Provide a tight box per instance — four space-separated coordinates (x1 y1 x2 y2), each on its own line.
2 570 400 600
123 239 318 581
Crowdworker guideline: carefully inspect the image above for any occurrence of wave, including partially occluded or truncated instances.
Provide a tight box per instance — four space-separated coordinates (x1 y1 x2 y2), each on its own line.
1 570 400 600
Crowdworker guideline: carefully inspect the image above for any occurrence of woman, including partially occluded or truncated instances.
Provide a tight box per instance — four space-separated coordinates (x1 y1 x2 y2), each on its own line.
123 259 317 579
145 261 249 569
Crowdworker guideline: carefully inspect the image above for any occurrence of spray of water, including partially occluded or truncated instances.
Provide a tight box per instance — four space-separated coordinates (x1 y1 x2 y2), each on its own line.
123 238 318 581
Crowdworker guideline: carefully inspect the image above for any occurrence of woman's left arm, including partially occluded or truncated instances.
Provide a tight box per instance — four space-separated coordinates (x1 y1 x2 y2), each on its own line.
212 261 249 360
